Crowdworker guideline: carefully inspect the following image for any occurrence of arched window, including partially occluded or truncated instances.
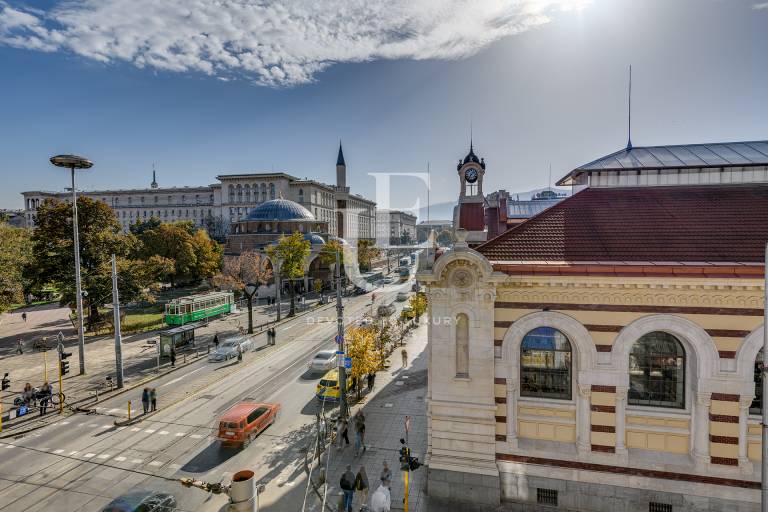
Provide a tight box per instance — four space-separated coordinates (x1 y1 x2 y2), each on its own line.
269 183 276 199
244 185 250 202
628 331 685 409
520 327 572 400
751 349 763 415
236 184 242 202
228 185 235 202
260 183 267 201
456 314 469 377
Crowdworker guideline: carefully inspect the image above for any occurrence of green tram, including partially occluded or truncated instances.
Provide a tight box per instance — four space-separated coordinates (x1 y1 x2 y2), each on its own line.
164 291 235 326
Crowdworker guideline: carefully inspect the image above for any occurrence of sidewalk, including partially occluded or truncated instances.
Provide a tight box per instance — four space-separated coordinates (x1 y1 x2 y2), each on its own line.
0 297 325 432
321 321 428 512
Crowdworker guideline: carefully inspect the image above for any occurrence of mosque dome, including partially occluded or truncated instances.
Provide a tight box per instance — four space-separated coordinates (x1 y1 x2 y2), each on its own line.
244 198 315 221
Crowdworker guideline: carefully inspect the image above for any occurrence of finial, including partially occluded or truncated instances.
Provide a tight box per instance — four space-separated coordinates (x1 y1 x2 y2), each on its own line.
470 120 473 152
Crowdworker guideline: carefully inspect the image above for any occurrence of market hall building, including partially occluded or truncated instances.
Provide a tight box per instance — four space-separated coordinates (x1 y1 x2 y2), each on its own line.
418 140 768 511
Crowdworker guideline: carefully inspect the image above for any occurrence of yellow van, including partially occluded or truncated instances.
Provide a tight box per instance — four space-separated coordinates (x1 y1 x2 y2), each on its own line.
315 368 353 402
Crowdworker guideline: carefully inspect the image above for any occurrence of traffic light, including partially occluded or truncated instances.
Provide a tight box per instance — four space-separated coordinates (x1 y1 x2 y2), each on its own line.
1 373 9 391
59 351 72 376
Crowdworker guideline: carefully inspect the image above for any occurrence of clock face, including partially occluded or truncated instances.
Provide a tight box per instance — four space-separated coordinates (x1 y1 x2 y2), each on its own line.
465 168 478 183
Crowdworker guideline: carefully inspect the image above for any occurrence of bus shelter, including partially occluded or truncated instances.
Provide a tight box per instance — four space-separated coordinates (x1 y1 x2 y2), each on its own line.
158 324 196 358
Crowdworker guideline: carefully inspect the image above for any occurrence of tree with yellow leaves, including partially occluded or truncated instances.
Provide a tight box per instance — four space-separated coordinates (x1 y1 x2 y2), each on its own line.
409 292 428 322
345 325 382 399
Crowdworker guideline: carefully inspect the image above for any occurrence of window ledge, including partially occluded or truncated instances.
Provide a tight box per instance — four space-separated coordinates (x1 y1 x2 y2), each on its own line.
518 397 576 409
454 374 470 381
625 406 691 418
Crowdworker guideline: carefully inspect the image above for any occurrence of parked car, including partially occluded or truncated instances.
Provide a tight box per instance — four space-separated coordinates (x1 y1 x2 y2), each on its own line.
377 303 396 317
208 336 251 362
315 368 353 402
308 350 337 372
217 402 280 448
401 306 415 320
396 292 409 302
102 490 177 512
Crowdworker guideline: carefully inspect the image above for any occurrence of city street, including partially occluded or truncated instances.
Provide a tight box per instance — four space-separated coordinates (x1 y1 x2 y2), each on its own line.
0 280 418 512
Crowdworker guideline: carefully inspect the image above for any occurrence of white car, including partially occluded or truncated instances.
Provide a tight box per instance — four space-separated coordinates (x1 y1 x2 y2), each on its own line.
308 350 337 372
208 336 252 362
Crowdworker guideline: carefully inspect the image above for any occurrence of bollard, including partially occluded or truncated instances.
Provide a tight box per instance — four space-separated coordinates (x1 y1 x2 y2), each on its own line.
127 400 131 421
229 470 257 512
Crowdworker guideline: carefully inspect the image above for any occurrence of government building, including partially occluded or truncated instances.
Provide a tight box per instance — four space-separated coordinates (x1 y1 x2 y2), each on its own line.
419 140 768 511
21 144 375 241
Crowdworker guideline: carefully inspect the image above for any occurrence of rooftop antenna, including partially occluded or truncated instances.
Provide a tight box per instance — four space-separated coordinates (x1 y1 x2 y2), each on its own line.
626 65 633 150
548 163 552 190
427 161 431 223
470 118 474 151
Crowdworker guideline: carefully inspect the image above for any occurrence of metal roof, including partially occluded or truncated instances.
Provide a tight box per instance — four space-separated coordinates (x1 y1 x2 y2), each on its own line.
244 198 315 221
557 140 768 185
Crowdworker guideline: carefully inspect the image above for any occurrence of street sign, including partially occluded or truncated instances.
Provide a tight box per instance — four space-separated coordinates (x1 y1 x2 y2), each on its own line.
344 357 352 369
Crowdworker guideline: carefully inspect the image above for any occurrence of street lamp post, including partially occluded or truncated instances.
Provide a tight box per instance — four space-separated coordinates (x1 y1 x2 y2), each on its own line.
243 283 257 335
50 154 93 376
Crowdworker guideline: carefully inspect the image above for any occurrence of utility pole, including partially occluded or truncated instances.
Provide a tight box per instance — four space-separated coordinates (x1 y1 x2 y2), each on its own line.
111 254 124 389
336 251 348 420
762 241 768 512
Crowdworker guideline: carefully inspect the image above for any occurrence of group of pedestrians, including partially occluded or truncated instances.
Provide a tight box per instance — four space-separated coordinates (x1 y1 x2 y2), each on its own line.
19 382 53 415
339 460 392 512
140 387 158 414
336 411 367 456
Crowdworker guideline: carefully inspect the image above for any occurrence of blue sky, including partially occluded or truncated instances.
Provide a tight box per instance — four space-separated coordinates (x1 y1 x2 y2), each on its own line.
0 0 766 216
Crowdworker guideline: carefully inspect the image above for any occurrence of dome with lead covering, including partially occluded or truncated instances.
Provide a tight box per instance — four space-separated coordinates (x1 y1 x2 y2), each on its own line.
245 198 315 221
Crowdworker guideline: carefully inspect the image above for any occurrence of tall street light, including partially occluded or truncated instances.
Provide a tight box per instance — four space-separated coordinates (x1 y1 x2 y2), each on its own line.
50 154 92 375
243 283 257 335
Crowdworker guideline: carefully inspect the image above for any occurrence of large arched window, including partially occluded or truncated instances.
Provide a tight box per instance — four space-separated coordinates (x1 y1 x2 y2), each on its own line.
628 331 685 409
260 183 267 201
456 314 469 377
751 349 763 415
269 183 276 199
520 327 572 400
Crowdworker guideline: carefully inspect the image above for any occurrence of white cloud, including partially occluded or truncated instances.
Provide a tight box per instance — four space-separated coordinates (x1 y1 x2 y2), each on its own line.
0 0 590 86
753 2 768 9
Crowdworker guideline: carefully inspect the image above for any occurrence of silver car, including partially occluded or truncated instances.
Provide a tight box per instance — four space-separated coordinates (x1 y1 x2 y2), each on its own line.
307 350 337 372
208 336 252 362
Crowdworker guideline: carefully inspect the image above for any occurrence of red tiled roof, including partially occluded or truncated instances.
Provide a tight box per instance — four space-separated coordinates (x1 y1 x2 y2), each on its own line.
476 184 768 266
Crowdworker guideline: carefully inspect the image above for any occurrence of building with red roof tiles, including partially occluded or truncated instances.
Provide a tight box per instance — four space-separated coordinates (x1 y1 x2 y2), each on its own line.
418 140 768 511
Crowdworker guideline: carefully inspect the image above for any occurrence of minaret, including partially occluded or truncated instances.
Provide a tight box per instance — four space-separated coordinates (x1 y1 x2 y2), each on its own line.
151 164 158 189
336 141 346 190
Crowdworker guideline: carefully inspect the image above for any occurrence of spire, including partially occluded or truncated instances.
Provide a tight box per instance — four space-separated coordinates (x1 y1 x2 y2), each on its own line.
336 141 346 167
151 163 158 189
626 65 633 151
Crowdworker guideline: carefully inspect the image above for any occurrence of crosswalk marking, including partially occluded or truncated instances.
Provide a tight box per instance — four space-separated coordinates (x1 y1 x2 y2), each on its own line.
108 408 122 414
84 453 95 458
149 461 163 467
144 429 156 434
159 431 169 435
175 432 185 437
60 421 70 425
100 425 111 429
130 459 143 464
54 449 64 454
114 456 126 462
131 427 141 432
190 434 203 439
97 454 111 459
69 451 79 456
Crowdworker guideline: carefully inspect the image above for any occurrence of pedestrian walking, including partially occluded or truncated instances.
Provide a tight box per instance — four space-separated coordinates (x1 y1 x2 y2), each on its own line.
271 327 277 345
16 337 23 354
370 483 391 512
39 382 51 416
355 466 369 509
213 334 219 349
339 465 356 512
354 412 366 454
22 383 34 406
141 388 150 414
150 388 157 411
237 344 243 362
338 418 350 448
21 312 27 323
170 348 176 367
401 348 408 368
367 373 375 393
380 461 391 487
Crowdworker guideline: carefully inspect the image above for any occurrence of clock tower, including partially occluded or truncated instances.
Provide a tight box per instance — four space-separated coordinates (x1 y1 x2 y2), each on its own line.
454 142 487 245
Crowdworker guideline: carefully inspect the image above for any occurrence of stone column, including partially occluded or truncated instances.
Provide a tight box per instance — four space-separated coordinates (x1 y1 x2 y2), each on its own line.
507 380 519 449
738 396 753 469
577 384 591 454
615 387 628 457
694 392 712 466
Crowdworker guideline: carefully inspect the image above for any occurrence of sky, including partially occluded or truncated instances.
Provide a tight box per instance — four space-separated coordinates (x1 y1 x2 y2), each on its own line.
0 0 766 217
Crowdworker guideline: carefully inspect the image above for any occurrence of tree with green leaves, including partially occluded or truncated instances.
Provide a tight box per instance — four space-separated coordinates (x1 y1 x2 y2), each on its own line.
129 216 162 236
0 223 32 312
356 239 379 272
267 231 310 317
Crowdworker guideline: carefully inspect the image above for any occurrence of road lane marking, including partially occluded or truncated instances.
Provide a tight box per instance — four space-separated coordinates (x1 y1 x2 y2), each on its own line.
144 429 156 434
60 421 70 425
159 431 169 435
78 423 88 427
130 459 143 464
160 365 208 388
54 449 64 454
88 424 98 428
175 432 185 437
114 456 126 462
108 408 123 414
97 454 111 459
131 428 141 432
84 453 95 458
4 445 13 449
68 451 78 456
190 434 204 439
170 464 181 470
149 461 163 466
100 425 111 429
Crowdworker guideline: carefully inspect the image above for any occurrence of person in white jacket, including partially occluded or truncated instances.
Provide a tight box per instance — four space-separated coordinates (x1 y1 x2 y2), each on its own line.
369 483 391 512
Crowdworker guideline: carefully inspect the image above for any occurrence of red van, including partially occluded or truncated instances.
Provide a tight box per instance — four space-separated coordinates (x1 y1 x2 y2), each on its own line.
217 402 280 448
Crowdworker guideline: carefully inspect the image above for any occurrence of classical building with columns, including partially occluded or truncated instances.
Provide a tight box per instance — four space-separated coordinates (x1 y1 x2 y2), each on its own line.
418 140 768 511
